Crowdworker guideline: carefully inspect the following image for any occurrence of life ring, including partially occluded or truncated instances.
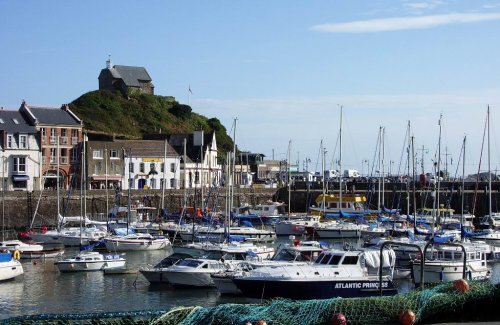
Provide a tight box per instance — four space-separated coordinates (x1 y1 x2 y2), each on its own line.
13 250 21 260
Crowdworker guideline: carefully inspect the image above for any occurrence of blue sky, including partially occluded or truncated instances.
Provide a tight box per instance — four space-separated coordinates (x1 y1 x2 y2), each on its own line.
1 1 500 176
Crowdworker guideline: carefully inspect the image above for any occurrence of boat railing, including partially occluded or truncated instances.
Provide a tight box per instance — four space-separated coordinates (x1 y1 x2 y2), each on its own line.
379 241 424 296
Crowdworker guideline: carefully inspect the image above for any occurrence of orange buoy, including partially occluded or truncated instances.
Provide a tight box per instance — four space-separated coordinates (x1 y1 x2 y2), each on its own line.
331 313 347 325
453 279 470 293
399 310 416 325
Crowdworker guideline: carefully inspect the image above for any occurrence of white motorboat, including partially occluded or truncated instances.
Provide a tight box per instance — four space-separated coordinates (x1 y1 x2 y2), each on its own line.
274 215 321 236
0 252 23 281
411 241 491 285
104 233 171 252
313 221 369 239
140 251 204 284
54 251 126 272
163 258 231 287
212 239 326 295
232 249 398 299
0 240 64 259
178 225 276 243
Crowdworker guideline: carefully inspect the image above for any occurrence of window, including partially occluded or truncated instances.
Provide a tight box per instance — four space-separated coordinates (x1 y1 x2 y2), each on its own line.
94 162 102 175
109 149 118 159
7 135 13 148
50 148 57 163
150 178 156 189
150 163 156 172
328 255 342 265
139 163 145 173
129 162 134 173
160 163 164 173
61 128 67 137
170 178 175 188
129 178 134 189
71 148 79 162
341 256 359 265
0 118 3 123
12 118 19 125
19 135 27 149
50 129 57 144
41 128 46 137
13 157 26 173
60 148 68 164
170 163 175 172
195 171 200 184
71 129 79 144
93 149 103 159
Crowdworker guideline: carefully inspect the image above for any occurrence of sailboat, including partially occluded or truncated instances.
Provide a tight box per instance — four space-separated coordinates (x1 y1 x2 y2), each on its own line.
470 106 500 243
0 173 23 281
55 143 127 272
411 134 492 285
307 106 374 238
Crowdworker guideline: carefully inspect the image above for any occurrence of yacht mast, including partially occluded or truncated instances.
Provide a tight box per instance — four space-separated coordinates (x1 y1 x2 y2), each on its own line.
488 106 492 218
339 105 343 211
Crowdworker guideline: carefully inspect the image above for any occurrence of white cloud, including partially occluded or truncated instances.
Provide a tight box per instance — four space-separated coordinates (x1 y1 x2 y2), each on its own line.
310 12 500 33
404 1 445 11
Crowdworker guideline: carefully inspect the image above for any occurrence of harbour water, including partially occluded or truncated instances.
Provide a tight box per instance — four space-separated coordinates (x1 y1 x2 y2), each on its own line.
2 240 500 321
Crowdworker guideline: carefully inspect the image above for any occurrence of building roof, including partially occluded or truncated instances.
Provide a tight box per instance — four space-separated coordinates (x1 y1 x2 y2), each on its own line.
112 140 179 158
21 102 81 126
108 65 152 87
0 109 38 134
168 133 215 163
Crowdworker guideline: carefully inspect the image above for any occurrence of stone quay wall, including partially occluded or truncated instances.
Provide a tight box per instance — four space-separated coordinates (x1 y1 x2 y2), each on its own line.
3 180 499 230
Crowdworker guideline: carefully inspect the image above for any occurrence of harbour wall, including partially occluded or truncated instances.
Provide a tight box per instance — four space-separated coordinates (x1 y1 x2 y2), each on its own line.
2 180 500 230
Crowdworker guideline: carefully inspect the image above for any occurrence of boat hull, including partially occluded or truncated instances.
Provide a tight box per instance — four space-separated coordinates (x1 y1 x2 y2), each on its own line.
232 278 397 299
55 260 106 272
0 260 23 281
140 268 170 284
105 239 169 252
411 261 490 284
165 271 216 287
212 274 241 295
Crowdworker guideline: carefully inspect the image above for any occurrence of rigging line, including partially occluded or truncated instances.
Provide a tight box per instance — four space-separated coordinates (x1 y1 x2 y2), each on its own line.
471 110 488 216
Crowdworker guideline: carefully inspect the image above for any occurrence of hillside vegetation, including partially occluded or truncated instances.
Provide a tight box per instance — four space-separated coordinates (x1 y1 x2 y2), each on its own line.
69 90 234 153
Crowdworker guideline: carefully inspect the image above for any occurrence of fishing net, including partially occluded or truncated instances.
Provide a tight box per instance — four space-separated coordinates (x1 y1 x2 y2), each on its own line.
3 280 499 325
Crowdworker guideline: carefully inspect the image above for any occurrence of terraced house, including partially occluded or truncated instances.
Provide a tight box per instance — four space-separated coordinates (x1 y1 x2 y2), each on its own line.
20 101 84 189
0 108 41 191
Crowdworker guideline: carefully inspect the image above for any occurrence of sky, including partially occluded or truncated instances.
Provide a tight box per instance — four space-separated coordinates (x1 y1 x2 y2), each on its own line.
1 0 500 177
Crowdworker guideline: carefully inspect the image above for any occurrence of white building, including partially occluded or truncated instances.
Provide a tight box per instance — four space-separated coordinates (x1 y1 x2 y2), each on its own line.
119 140 181 190
168 131 222 189
0 109 42 191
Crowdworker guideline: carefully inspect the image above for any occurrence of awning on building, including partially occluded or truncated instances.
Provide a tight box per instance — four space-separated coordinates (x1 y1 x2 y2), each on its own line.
12 175 30 181
91 176 123 181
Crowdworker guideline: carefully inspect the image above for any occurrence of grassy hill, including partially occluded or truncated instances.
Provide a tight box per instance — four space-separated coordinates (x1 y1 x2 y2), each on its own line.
69 90 234 153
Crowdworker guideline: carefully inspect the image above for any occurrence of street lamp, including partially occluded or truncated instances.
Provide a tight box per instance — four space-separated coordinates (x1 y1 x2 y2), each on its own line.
363 159 369 177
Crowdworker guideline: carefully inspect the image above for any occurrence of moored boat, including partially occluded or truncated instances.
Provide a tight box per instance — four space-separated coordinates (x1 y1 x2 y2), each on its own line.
232 249 397 299
0 240 64 259
0 251 23 281
104 233 171 252
54 251 126 272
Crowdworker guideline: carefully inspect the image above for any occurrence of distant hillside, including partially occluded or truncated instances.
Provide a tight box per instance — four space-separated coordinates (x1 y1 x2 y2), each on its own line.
69 90 234 153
